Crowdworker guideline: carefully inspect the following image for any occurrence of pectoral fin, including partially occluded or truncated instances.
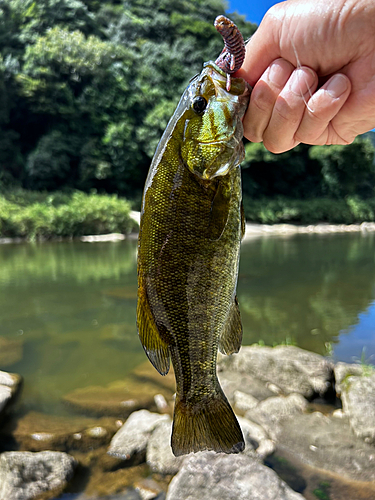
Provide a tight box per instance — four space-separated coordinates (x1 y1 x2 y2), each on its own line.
219 296 243 355
208 181 231 241
137 284 170 375
241 200 246 240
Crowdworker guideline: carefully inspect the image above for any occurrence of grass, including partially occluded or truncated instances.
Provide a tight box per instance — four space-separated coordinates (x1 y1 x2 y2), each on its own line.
0 189 138 240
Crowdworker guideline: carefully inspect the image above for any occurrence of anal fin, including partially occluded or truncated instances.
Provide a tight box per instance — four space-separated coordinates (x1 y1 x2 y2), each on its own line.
219 296 243 355
137 284 170 375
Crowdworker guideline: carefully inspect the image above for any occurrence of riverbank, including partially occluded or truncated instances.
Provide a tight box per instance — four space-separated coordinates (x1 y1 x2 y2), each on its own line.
3 190 375 242
243 221 375 239
0 190 138 242
1 345 374 500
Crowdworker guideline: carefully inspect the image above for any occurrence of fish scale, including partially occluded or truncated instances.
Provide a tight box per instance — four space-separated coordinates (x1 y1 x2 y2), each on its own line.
137 18 250 456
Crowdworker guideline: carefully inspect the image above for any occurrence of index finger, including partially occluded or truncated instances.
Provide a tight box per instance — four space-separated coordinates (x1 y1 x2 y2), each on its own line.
235 8 284 86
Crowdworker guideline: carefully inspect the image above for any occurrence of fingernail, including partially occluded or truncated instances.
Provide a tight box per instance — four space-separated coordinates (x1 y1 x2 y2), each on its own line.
289 68 315 96
268 61 290 87
326 74 349 98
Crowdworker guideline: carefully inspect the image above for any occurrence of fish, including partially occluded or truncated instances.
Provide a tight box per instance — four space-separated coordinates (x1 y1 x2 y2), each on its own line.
136 16 250 457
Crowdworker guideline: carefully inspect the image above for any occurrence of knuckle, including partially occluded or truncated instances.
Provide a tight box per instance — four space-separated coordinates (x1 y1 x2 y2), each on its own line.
250 82 277 112
263 136 287 154
273 97 301 126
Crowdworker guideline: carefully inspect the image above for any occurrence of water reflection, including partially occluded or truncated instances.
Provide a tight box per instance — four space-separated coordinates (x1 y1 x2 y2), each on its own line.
238 233 375 360
0 233 374 413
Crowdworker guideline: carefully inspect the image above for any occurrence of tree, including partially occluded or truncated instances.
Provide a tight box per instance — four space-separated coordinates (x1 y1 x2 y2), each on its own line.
309 137 375 198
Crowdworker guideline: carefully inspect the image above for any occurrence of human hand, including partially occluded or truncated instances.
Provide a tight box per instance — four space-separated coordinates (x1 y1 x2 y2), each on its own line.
236 0 375 153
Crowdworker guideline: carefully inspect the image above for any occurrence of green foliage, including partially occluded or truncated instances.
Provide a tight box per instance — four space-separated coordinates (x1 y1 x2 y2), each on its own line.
242 196 375 224
1 0 375 223
313 481 331 500
0 190 137 239
309 137 375 197
1 0 259 198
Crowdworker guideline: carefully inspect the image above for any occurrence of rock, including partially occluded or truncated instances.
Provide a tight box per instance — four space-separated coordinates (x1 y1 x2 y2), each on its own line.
0 451 76 500
274 411 375 482
0 386 12 414
237 416 276 460
108 410 170 460
146 419 184 475
334 361 365 395
340 371 375 444
237 416 276 459
0 370 22 418
0 337 23 367
218 369 275 402
63 362 175 418
154 394 169 413
233 391 259 413
165 452 304 500
219 345 334 398
245 393 308 439
10 411 118 452
135 478 165 500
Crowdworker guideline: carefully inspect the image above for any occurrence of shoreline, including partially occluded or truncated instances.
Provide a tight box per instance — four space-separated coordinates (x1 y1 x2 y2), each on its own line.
1 210 375 244
243 221 375 239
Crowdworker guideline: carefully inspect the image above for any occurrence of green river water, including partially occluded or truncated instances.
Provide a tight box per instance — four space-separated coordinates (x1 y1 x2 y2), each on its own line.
0 232 374 415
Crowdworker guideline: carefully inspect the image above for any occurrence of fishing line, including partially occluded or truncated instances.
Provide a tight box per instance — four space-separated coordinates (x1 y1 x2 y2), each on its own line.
291 37 314 113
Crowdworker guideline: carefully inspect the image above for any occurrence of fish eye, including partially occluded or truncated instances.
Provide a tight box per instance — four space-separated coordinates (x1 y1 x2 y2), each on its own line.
192 96 207 114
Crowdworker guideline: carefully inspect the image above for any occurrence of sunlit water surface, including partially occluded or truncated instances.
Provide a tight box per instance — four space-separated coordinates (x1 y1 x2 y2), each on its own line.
0 232 374 415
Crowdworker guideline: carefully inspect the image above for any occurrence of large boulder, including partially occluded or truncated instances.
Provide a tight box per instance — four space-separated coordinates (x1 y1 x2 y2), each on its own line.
340 371 375 444
219 345 334 398
274 411 375 483
218 368 276 403
165 452 304 500
0 451 76 500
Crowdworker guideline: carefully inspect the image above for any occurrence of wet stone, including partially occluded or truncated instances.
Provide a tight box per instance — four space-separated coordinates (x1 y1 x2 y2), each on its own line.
63 362 175 418
10 411 118 452
0 450 76 500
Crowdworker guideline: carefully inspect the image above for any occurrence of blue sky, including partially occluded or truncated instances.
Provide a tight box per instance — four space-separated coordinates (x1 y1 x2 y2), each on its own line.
227 0 280 25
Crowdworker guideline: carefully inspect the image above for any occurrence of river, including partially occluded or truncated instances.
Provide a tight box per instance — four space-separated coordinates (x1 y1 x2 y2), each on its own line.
0 232 374 416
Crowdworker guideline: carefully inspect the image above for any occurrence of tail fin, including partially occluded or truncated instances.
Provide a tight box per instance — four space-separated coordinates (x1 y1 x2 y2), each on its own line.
171 390 244 457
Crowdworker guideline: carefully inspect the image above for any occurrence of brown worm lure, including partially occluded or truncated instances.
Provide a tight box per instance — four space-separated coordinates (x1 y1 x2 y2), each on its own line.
214 15 246 91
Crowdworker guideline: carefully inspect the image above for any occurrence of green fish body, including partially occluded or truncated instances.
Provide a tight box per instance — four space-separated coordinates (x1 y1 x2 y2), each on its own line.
137 62 250 456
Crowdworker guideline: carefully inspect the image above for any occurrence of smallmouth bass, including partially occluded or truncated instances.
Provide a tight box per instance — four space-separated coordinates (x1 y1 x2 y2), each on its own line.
137 17 250 456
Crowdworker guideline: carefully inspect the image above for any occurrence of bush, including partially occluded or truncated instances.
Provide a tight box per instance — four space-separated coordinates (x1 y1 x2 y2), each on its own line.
0 190 137 240
242 196 375 225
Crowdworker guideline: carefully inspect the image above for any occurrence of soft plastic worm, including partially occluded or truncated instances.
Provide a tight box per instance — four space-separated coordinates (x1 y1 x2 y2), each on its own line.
214 15 246 90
